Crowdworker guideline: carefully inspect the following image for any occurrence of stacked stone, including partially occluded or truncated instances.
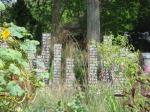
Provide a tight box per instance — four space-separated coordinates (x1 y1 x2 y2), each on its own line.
41 33 51 70
112 52 126 95
142 53 150 73
141 53 150 97
36 55 46 78
103 68 113 82
112 72 126 95
65 58 75 86
102 35 113 82
103 35 113 45
26 46 36 70
0 42 9 77
53 44 62 84
102 63 114 82
0 41 9 48
88 44 98 84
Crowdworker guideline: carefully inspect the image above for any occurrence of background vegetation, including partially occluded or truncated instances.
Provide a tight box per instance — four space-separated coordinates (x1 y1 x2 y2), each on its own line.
0 0 150 112
1 0 150 41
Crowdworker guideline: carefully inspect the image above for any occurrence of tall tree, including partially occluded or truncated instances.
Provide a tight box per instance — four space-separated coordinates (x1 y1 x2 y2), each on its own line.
51 0 61 38
87 0 100 42
101 0 139 35
135 0 150 32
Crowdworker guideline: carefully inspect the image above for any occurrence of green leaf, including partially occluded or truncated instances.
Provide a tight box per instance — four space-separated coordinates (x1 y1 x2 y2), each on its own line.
8 64 20 75
0 48 29 68
0 1 5 11
0 87 4 92
38 81 45 87
0 75 6 85
40 72 49 79
6 81 24 96
9 27 24 38
9 23 30 38
0 59 5 69
20 39 39 55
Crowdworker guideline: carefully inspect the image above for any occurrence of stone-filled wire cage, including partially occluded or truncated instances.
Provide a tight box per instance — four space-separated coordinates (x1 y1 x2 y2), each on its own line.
0 0 17 4
0 33 137 95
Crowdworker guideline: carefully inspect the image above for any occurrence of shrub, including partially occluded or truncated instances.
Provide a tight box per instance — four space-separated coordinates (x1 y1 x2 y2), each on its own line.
97 35 150 112
0 22 41 111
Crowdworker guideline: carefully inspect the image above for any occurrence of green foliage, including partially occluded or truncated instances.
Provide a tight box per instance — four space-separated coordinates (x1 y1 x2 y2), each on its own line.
20 39 39 56
98 35 139 77
136 0 150 31
9 23 30 38
2 0 150 36
74 50 87 84
8 64 20 75
0 1 5 11
25 0 52 31
56 93 87 112
24 84 129 112
0 59 5 69
101 0 140 34
104 91 125 112
0 48 28 68
61 0 86 25
97 35 149 112
6 81 24 96
0 22 40 111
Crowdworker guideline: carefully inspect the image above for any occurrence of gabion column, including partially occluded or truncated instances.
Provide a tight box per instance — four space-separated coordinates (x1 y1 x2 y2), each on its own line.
103 35 113 82
53 44 62 84
41 33 51 70
0 41 8 48
102 66 113 82
112 57 126 95
36 55 46 78
88 44 98 84
26 47 36 70
65 58 75 86
112 72 126 95
36 55 50 84
142 53 150 73
103 35 113 45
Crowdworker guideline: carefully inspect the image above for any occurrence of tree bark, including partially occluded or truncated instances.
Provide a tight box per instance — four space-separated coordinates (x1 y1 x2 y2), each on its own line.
51 0 61 38
87 0 100 42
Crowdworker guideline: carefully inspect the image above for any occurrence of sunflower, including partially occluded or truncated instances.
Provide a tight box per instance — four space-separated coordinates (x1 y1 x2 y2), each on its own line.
1 28 10 40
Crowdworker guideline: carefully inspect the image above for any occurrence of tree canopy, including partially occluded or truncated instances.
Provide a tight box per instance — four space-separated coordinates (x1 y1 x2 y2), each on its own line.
1 0 150 40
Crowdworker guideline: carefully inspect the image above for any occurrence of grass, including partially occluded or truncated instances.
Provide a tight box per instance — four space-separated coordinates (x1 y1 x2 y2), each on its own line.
23 86 76 112
22 36 146 112
22 83 127 112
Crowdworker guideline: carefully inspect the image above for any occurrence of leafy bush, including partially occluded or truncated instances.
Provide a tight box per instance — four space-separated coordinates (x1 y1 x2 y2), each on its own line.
0 22 40 111
0 1 5 11
97 35 150 112
56 92 87 112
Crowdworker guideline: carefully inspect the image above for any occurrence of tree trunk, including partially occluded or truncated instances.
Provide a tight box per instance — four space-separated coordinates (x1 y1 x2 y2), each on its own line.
51 0 61 38
87 0 100 42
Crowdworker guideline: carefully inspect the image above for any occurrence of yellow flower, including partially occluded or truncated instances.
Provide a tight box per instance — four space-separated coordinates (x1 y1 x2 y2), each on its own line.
1 28 10 40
